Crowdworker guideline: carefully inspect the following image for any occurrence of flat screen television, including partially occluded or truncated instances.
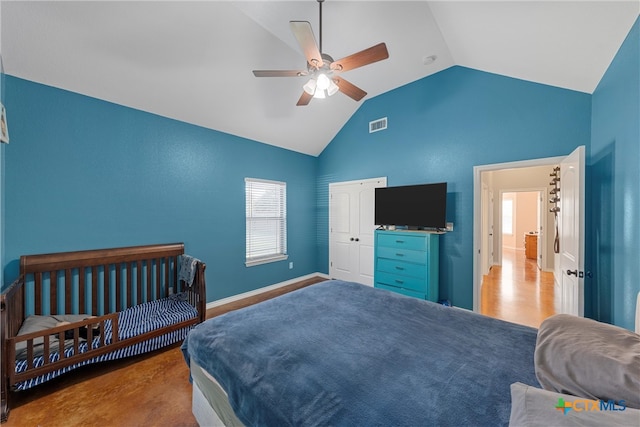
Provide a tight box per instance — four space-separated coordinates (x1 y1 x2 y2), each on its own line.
375 182 447 230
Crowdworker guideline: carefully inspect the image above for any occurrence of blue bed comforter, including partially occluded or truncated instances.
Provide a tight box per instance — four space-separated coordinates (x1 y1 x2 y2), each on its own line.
182 280 539 426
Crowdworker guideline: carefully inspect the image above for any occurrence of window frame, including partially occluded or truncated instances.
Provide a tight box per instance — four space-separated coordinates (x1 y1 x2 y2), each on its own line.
245 178 288 267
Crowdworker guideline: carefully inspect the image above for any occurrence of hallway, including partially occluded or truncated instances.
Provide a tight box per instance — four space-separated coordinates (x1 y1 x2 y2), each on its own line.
480 248 558 328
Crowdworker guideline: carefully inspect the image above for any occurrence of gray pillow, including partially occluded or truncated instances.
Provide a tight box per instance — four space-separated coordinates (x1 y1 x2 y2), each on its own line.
534 314 640 409
510 382 640 427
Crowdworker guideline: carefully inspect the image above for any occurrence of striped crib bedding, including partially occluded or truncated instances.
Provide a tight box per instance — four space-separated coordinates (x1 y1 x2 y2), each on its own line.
14 293 198 391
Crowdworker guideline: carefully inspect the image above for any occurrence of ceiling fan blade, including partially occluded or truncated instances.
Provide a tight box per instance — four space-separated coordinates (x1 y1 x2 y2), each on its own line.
334 77 367 102
296 91 313 106
331 43 389 73
290 21 323 68
253 70 306 77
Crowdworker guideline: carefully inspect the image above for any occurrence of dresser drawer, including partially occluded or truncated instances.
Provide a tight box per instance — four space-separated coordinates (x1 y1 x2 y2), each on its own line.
377 246 427 264
377 233 428 251
376 258 424 279
375 271 427 293
375 283 426 300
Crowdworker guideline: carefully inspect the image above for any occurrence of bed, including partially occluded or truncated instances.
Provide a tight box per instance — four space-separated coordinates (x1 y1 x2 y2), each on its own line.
183 280 541 426
183 280 640 426
1 242 207 422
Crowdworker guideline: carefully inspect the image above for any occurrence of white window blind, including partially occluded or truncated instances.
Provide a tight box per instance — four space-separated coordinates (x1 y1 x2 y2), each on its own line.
245 178 288 266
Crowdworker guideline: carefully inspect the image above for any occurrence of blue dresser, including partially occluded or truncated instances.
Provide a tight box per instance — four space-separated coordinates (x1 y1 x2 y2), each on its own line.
374 230 439 301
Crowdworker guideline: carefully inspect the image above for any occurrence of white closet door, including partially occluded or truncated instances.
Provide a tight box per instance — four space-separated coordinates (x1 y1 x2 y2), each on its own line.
329 177 386 285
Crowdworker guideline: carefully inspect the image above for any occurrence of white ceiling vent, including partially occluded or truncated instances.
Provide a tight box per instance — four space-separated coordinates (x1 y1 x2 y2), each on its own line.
369 117 388 133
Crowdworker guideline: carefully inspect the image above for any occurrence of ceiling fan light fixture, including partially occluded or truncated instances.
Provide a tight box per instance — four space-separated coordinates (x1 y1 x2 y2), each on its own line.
327 79 339 96
303 78 317 95
313 88 326 99
316 73 331 91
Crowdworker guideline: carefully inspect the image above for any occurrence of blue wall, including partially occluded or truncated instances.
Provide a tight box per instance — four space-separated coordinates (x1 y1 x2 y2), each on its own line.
589 17 639 331
2 76 319 301
2 19 638 329
317 66 592 310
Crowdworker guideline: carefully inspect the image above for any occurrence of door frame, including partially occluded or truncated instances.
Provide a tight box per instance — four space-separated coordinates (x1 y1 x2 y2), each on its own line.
473 156 564 312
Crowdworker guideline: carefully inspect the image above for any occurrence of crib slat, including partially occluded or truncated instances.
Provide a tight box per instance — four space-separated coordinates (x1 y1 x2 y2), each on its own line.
50 271 57 315
99 320 105 348
115 263 122 312
57 332 65 360
155 258 161 300
103 265 110 314
79 267 86 314
164 257 169 297
137 260 142 305
127 262 133 308
146 259 152 303
91 266 98 315
112 318 119 343
43 336 50 366
35 273 43 315
27 340 34 370
172 256 178 293
61 269 68 314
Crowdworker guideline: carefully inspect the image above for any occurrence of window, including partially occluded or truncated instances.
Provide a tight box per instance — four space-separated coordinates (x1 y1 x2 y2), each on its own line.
502 197 513 235
245 178 287 266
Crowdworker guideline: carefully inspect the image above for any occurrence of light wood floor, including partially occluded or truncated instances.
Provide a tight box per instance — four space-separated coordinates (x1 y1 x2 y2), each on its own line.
3 276 326 427
480 248 558 328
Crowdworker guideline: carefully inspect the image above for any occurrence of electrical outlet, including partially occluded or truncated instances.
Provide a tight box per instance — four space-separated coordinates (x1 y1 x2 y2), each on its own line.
446 222 454 232
289 262 294 270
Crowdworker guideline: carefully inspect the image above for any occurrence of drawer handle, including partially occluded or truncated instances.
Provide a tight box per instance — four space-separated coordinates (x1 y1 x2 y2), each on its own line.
395 266 405 270
395 240 405 244
395 253 404 257
395 279 404 284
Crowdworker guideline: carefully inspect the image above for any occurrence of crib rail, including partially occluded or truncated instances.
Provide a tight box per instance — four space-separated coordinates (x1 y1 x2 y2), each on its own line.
20 243 185 316
1 276 25 342
7 313 119 385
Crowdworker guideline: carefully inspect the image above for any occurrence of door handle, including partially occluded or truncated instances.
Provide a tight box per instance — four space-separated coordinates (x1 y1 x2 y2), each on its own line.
355 238 359 242
350 237 354 241
566 269 578 276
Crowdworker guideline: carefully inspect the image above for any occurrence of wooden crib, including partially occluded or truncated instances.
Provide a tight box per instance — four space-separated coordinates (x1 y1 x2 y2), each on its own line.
0 242 206 422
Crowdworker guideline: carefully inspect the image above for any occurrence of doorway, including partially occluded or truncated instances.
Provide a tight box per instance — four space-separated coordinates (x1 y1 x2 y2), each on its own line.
474 148 585 324
473 156 565 324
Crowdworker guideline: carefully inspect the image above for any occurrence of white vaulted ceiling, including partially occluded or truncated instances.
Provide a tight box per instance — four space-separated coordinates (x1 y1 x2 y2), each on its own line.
1 1 638 156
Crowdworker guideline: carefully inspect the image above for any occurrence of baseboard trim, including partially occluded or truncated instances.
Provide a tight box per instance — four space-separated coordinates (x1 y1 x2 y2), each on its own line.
206 272 330 310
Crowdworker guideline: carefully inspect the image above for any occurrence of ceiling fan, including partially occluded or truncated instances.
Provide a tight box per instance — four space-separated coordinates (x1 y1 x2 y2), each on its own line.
252 0 389 106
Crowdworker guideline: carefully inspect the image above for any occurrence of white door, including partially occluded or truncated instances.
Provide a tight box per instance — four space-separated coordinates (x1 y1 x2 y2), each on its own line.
559 146 585 316
329 178 386 285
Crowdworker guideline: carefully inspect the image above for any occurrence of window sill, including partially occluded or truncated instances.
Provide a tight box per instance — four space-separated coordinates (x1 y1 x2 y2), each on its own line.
245 254 288 267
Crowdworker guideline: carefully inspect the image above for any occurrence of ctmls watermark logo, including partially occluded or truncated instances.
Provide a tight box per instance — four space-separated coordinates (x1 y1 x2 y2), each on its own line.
555 397 627 415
